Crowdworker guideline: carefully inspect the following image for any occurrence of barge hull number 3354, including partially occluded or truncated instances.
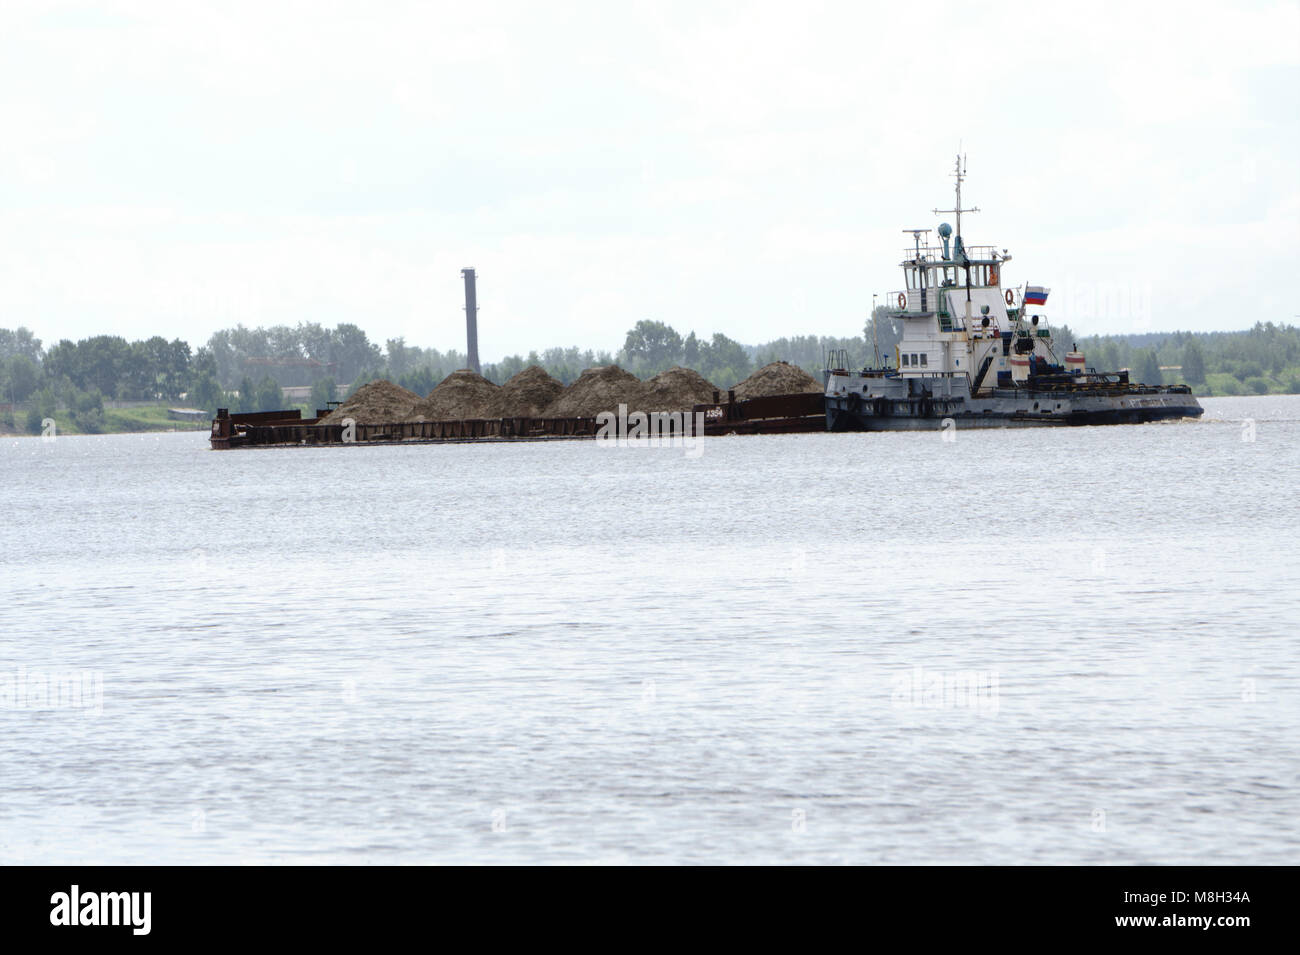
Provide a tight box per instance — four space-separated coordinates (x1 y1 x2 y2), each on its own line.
824 157 1203 431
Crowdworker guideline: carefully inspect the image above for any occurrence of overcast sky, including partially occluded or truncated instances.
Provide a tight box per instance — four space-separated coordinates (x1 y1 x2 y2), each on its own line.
2 0 1297 360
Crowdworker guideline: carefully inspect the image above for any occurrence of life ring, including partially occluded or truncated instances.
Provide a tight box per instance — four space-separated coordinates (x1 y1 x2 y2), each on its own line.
1005 289 1015 306
897 292 906 309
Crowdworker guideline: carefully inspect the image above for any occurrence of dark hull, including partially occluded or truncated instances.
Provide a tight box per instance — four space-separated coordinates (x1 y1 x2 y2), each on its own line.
825 393 1204 431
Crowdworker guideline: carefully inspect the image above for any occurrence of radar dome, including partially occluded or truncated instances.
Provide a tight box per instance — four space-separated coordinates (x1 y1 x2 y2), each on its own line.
937 222 953 238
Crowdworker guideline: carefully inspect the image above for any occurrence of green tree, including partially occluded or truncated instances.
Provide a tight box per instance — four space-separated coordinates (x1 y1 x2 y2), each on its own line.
1182 339 1206 384
331 323 383 384
77 335 133 396
1094 340 1121 373
683 331 700 368
698 333 753 385
190 374 224 413
1134 349 1163 385
622 320 683 375
386 338 411 377
161 338 191 398
26 386 57 432
236 376 256 413
122 339 157 398
36 386 57 418
348 367 382 397
310 377 337 412
485 354 527 384
0 327 43 364
397 367 438 396
255 375 283 412
299 323 333 365
6 355 40 402
191 346 218 384
70 388 105 433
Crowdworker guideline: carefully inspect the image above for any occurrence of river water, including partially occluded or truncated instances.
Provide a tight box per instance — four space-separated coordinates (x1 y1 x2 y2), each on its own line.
1 395 1297 864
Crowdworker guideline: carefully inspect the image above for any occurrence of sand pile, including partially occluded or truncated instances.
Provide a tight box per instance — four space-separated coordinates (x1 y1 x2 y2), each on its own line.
639 366 719 412
486 365 565 418
409 369 500 420
733 361 822 400
317 379 420 424
543 365 644 418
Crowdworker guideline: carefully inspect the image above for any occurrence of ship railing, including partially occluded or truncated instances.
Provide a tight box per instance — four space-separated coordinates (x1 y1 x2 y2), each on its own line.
899 244 945 262
899 244 1002 264
890 289 944 315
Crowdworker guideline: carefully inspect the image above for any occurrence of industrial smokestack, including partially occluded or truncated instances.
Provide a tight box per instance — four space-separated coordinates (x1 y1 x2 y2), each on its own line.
461 267 480 374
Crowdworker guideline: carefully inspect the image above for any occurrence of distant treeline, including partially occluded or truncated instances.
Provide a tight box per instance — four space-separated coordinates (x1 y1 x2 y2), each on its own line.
2 317 1297 434
1074 324 1300 395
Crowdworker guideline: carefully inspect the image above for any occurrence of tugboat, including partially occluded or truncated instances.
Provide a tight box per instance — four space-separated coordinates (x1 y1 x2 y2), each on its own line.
825 157 1203 430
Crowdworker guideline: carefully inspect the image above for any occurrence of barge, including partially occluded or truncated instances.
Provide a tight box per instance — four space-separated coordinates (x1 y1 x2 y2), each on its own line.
210 157 1204 449
210 407 604 449
209 388 826 449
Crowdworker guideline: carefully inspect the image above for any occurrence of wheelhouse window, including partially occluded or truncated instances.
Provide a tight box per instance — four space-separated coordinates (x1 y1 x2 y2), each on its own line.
920 353 928 367
901 353 910 367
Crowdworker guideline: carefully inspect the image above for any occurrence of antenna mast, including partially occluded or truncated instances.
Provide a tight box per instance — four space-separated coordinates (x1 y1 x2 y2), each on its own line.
932 154 979 241
871 293 880 367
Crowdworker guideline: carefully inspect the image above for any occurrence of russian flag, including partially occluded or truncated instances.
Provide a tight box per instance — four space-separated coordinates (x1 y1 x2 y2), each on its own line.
1024 285 1049 306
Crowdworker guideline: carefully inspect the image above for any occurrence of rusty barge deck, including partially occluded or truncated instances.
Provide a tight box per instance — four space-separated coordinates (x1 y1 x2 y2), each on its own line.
209 391 828 449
